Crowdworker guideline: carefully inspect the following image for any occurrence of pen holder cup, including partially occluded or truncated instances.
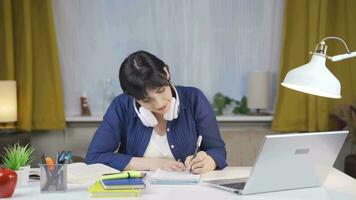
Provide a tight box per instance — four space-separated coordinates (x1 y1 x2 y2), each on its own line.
39 164 67 192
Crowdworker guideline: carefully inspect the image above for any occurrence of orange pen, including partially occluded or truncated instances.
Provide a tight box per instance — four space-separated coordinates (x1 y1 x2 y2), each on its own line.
45 156 55 171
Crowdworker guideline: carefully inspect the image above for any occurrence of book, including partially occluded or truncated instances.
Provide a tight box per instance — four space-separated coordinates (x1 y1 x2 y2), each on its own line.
88 181 141 198
67 162 119 184
149 169 200 185
100 178 145 190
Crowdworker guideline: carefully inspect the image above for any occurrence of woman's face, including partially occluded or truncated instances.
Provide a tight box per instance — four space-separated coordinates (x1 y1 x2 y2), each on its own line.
137 85 172 115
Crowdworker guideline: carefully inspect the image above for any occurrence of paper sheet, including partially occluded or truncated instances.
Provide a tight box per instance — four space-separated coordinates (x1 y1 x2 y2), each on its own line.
149 169 200 184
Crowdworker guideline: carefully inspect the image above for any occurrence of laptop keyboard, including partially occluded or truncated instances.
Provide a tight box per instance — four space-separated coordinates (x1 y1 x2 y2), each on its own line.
220 182 246 190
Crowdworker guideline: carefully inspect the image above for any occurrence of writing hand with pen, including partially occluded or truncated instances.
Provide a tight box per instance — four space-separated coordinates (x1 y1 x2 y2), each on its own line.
125 136 216 173
184 136 217 174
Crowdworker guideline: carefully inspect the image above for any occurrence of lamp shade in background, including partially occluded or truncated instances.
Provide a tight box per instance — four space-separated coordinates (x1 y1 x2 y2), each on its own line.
247 71 271 111
0 81 17 123
281 54 341 99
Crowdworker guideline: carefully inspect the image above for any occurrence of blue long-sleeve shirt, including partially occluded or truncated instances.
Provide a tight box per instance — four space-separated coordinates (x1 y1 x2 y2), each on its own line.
85 86 227 170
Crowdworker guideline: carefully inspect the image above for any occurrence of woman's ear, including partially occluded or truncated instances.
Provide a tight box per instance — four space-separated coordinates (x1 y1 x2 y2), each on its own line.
163 66 170 80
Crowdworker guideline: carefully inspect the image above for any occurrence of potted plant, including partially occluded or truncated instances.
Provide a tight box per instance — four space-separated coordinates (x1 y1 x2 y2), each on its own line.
212 92 250 116
330 103 356 178
1 143 35 187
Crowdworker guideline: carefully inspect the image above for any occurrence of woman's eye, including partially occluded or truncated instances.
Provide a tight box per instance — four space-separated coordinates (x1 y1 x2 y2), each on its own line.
157 87 165 93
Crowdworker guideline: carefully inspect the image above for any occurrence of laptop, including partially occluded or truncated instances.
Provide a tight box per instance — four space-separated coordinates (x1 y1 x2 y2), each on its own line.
205 131 348 195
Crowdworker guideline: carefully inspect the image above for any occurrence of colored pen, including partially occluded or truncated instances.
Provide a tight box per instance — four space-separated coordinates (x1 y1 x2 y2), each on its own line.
58 151 66 164
189 135 203 173
40 153 46 164
45 156 55 171
101 171 146 180
56 151 59 164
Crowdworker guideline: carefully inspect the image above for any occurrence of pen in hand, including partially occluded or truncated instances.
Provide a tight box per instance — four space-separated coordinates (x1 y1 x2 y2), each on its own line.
189 135 203 173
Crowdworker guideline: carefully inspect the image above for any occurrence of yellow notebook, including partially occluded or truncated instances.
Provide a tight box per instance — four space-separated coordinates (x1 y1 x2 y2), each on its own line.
88 181 141 198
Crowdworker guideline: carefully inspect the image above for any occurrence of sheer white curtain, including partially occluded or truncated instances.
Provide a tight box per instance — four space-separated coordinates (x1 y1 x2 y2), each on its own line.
52 0 284 116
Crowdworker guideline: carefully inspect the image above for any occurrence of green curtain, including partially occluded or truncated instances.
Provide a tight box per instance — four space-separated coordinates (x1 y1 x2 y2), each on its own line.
0 0 65 131
272 0 356 132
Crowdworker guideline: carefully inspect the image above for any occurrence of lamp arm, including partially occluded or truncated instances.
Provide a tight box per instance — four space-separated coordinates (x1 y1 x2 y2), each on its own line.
321 36 351 53
329 51 356 62
318 36 356 62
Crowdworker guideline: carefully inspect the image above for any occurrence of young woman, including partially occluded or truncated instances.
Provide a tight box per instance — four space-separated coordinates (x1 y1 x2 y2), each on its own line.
85 51 227 174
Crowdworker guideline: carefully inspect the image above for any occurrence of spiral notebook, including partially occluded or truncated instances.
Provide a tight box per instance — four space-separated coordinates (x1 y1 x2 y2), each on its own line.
149 169 200 185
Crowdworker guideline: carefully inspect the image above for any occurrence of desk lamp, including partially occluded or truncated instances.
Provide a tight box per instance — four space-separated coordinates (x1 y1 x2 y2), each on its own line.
281 36 356 98
247 71 271 115
0 81 17 130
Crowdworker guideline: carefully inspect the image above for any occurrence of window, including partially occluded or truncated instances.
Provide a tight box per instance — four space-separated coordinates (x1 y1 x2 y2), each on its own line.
53 0 284 116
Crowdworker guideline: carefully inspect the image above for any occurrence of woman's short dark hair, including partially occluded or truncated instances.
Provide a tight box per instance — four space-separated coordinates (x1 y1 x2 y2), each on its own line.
119 50 170 100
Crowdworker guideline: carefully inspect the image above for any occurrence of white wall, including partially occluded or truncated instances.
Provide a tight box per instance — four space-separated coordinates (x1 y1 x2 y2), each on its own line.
52 0 284 117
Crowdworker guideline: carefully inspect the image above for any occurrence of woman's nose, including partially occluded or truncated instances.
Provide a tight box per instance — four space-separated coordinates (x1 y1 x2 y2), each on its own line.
154 97 165 108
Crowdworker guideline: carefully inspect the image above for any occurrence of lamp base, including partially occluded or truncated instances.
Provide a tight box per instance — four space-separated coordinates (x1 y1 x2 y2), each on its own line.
0 123 17 134
247 109 271 116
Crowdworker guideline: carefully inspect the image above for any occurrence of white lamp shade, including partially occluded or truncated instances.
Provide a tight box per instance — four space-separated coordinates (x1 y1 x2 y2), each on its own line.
281 54 341 99
247 71 271 109
0 80 18 123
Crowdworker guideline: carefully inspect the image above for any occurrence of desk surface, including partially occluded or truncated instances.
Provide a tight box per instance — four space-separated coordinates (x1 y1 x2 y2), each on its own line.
7 167 356 200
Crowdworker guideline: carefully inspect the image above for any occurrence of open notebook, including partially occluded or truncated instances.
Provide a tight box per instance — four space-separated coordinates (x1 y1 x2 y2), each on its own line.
67 162 119 184
149 169 200 185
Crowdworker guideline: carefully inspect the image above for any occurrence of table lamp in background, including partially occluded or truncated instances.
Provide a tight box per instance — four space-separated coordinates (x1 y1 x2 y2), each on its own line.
282 36 356 98
0 80 17 130
247 71 271 115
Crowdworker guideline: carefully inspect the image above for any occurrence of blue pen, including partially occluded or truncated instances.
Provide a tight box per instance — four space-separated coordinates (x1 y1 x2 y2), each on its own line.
63 151 72 163
58 151 66 164
56 150 71 190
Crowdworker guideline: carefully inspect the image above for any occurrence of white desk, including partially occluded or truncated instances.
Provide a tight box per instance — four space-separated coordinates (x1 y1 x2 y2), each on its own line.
7 167 356 200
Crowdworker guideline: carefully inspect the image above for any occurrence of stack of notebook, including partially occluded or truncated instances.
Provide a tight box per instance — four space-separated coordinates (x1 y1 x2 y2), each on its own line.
88 171 146 198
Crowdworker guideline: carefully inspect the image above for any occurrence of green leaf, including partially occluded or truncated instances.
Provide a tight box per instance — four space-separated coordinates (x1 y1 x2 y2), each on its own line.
213 93 226 115
1 143 35 170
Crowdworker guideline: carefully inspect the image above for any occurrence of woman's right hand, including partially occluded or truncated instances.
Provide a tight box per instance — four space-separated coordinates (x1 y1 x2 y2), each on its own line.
149 158 187 171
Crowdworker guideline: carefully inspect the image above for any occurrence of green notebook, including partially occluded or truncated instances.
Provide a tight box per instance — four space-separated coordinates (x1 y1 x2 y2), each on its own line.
88 181 141 198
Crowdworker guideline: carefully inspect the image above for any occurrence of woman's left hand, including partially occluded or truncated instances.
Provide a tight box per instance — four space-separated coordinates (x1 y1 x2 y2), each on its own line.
185 151 216 174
